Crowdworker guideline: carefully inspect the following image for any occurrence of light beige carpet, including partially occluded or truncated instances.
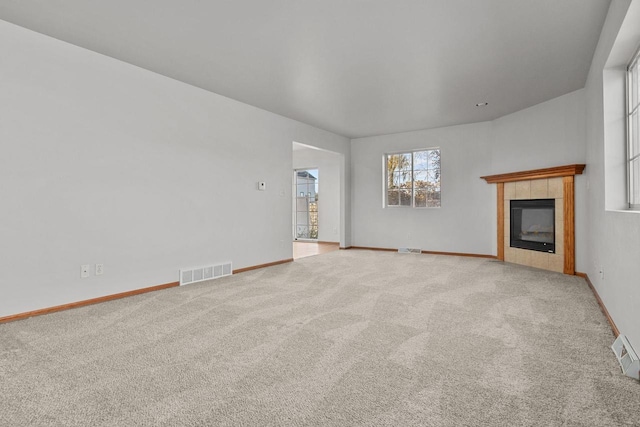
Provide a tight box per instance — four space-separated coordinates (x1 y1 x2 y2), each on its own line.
1 250 639 426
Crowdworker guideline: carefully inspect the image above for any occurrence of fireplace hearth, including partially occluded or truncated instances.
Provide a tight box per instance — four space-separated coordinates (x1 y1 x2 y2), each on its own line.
510 199 555 253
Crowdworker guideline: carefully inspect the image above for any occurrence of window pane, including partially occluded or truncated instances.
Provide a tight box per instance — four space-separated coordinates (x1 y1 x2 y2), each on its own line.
309 204 317 223
387 154 400 181
296 212 309 225
387 153 411 174
387 154 400 165
392 172 401 188
427 191 441 208
387 190 400 206
296 226 309 239
400 189 412 206
414 151 428 170
633 62 638 109
427 170 440 186
629 158 640 206
395 171 411 187
632 111 640 157
415 190 427 207
414 171 428 188
630 113 635 158
295 197 307 212
630 53 640 209
387 174 398 189
400 153 411 171
429 150 441 170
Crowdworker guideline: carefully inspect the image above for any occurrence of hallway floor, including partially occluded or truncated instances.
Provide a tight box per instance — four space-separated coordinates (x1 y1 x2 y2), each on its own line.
292 241 340 259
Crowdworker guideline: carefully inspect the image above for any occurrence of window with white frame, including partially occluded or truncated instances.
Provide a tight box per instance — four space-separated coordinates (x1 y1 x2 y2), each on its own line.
385 149 441 208
628 48 640 209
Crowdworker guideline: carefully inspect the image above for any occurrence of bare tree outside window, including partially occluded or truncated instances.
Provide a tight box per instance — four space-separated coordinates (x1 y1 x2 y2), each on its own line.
385 149 440 208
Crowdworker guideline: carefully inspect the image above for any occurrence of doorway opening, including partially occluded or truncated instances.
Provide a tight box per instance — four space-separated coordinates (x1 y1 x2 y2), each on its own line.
292 241 339 259
294 168 319 240
292 141 344 255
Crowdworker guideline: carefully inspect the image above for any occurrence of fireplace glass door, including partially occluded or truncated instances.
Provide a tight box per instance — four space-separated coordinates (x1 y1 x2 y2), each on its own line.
510 199 555 253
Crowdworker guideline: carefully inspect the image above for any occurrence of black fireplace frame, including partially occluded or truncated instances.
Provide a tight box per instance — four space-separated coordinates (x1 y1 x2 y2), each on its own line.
510 199 555 253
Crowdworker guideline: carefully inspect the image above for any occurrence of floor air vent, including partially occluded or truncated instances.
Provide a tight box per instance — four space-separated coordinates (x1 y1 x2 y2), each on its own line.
398 247 422 254
180 262 232 286
612 335 639 380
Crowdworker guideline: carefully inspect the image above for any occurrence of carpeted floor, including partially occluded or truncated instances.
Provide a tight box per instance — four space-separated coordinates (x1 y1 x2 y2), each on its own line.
1 250 639 426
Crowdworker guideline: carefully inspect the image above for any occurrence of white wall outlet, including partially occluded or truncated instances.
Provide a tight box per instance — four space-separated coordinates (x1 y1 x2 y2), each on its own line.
95 264 104 276
81 264 90 278
258 181 266 191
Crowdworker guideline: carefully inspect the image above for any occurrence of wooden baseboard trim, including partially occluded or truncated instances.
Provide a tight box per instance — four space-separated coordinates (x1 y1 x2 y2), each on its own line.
349 246 397 252
346 246 496 258
293 241 338 245
233 258 293 274
339 246 351 250
0 281 179 324
422 250 497 259
576 272 620 337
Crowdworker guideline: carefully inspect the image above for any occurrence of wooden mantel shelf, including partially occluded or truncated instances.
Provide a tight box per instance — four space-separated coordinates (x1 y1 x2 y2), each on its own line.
480 164 585 184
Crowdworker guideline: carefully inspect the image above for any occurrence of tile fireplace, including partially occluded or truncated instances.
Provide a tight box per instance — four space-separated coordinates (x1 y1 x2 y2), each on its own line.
481 164 585 274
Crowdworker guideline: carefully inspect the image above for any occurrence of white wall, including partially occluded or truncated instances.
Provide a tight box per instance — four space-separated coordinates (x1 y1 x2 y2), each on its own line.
491 90 586 174
293 147 341 243
350 122 495 254
583 0 640 351
0 20 350 317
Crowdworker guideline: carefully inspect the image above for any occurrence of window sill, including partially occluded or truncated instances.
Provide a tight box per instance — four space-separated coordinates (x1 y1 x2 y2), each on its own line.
605 208 640 214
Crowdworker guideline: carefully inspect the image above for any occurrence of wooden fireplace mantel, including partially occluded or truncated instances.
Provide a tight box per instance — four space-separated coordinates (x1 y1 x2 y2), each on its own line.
480 164 585 184
481 164 585 275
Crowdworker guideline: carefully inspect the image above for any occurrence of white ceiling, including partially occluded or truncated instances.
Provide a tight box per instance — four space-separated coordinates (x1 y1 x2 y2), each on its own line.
0 0 611 138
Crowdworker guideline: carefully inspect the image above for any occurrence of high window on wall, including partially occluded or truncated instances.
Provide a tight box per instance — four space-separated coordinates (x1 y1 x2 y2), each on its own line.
628 47 640 209
384 149 441 208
